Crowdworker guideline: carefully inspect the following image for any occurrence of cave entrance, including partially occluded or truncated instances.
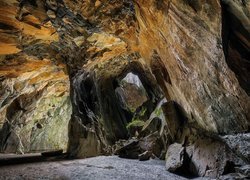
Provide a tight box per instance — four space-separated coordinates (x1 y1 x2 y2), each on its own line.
67 57 165 157
112 65 165 139
115 72 148 114
115 72 149 137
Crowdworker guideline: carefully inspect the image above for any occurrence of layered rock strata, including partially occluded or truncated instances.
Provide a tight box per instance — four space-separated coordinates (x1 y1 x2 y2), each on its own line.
0 0 249 178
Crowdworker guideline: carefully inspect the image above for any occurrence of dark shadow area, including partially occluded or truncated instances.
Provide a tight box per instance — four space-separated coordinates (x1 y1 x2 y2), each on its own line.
0 152 69 167
67 57 164 157
221 2 250 95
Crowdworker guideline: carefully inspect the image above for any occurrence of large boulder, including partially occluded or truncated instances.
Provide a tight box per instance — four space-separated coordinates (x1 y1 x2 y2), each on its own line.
165 143 185 172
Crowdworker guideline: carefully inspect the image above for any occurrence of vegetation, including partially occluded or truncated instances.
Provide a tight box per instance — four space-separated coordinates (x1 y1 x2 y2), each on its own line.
126 119 145 130
126 107 147 130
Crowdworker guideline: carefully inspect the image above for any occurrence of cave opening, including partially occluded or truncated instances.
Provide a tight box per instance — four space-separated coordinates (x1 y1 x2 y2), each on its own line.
112 68 164 141
115 72 151 137
67 57 166 158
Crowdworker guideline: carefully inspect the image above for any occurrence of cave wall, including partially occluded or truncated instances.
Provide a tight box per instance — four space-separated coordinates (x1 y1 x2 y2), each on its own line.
0 0 71 153
0 55 71 153
132 0 250 134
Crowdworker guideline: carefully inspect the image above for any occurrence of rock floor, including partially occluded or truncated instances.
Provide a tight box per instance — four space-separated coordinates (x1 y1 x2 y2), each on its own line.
0 155 193 180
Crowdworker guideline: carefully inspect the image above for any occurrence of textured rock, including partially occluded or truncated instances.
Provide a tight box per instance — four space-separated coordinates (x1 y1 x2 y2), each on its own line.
222 133 250 162
235 165 250 177
161 100 249 178
114 139 140 159
165 143 184 172
0 54 71 153
184 136 245 177
0 1 249 179
114 130 167 160
0 0 70 153
138 151 152 161
164 131 250 178
162 101 188 141
68 54 162 157
133 0 250 134
0 0 58 55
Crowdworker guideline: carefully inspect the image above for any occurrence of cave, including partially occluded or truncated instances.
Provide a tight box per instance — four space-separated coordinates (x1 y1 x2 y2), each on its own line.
221 0 250 96
0 0 250 179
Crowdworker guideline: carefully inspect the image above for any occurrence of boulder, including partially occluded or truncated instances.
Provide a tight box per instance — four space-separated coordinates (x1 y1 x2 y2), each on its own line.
138 151 152 161
139 117 162 138
139 132 165 158
165 143 185 172
180 132 248 178
162 101 188 141
114 139 141 159
114 131 166 160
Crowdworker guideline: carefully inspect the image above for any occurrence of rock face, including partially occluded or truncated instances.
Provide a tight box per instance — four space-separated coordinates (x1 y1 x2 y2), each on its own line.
163 101 250 178
0 0 249 178
133 0 250 134
0 0 71 153
0 54 71 153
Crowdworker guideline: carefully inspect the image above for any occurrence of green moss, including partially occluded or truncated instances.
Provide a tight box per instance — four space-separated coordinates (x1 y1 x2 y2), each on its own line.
126 119 145 130
140 107 147 116
154 108 162 117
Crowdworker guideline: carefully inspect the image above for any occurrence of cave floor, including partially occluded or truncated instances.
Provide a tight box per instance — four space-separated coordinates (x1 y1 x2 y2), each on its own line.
0 155 198 180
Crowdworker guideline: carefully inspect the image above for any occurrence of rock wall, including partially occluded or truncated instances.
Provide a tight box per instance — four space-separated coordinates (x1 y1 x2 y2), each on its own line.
0 0 71 153
133 0 250 134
